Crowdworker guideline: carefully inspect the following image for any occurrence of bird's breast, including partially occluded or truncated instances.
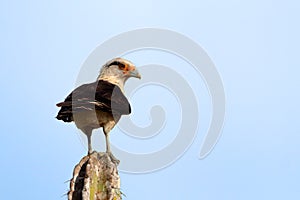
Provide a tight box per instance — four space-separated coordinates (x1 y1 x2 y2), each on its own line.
73 110 121 130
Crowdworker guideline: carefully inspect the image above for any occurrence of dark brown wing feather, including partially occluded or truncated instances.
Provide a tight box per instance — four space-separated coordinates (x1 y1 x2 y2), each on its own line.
56 80 131 122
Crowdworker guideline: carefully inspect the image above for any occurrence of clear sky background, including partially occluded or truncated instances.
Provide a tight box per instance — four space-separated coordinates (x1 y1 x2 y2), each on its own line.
1 0 299 199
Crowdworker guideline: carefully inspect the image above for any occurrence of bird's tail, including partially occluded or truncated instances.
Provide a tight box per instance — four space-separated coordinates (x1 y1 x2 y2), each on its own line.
56 102 73 122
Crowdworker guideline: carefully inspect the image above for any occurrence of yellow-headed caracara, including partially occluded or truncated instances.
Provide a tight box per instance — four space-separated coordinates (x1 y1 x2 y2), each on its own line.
56 58 141 162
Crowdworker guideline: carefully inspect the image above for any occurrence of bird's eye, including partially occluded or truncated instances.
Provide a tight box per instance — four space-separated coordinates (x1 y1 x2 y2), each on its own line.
109 61 125 70
118 63 126 70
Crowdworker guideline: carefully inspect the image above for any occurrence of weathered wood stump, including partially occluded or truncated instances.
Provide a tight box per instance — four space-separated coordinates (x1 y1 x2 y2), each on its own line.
68 152 122 200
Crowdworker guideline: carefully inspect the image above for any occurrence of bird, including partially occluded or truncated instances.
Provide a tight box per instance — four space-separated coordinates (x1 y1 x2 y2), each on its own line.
56 58 141 162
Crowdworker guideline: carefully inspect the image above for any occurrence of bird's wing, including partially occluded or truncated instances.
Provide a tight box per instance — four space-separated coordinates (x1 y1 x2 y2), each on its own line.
95 80 131 115
56 80 131 122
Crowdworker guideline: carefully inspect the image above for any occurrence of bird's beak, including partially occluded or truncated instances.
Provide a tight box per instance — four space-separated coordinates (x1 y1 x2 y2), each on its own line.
130 69 141 79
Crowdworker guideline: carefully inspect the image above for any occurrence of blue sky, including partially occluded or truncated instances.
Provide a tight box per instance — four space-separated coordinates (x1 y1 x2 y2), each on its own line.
1 0 299 199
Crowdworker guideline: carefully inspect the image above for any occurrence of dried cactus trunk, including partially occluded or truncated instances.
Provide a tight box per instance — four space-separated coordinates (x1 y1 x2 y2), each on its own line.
68 152 122 200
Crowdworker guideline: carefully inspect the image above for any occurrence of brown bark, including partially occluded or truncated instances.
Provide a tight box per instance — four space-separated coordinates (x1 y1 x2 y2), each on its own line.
68 152 122 200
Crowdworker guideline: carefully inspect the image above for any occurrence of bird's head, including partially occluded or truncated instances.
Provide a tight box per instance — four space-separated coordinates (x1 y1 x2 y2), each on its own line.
98 58 141 88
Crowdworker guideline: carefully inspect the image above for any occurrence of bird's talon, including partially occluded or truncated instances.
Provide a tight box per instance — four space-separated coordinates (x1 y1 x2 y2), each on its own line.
87 150 96 156
107 152 120 165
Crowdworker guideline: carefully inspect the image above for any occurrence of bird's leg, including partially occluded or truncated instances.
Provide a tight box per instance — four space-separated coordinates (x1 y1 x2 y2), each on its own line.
84 129 93 155
105 132 111 153
87 134 92 154
104 129 120 165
